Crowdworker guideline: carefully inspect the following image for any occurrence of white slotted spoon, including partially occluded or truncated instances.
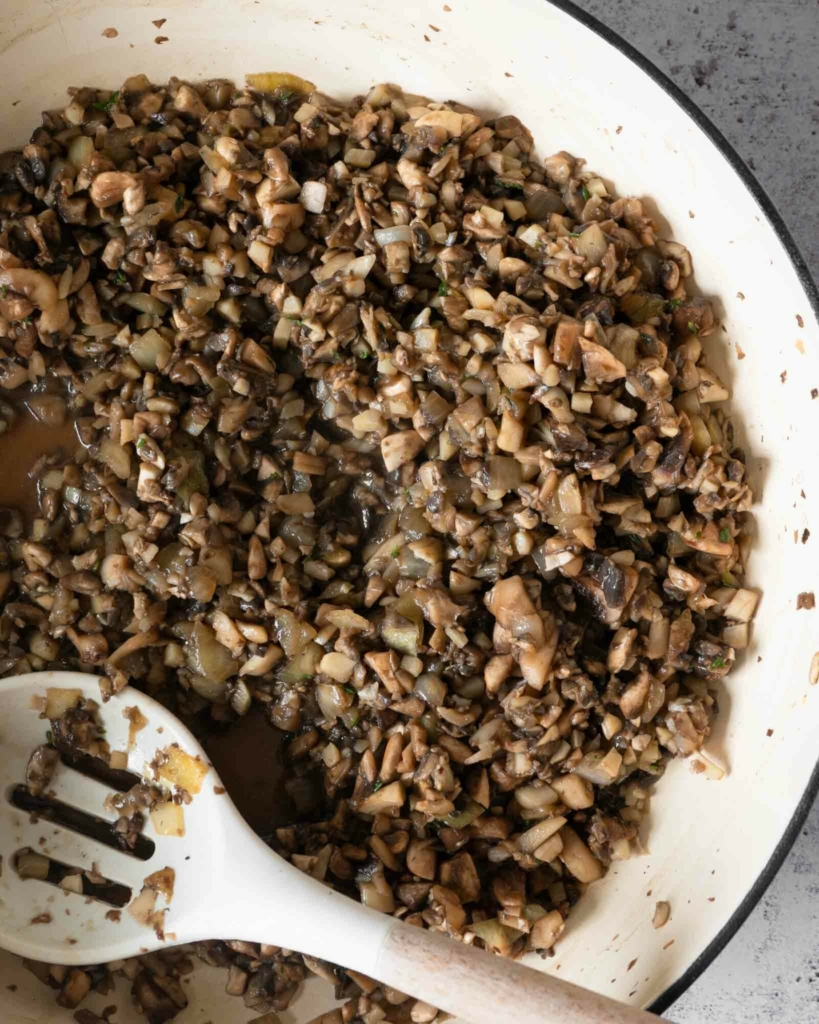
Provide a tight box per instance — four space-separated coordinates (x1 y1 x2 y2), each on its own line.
0 671 660 1024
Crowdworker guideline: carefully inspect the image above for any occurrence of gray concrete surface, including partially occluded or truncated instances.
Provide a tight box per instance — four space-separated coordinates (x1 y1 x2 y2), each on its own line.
566 3 819 1020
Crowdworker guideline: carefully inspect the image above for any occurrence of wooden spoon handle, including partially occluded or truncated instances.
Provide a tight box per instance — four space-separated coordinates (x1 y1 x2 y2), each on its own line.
374 921 663 1024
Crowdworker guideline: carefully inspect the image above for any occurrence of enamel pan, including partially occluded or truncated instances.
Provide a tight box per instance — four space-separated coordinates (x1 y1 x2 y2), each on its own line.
0 0 817 1018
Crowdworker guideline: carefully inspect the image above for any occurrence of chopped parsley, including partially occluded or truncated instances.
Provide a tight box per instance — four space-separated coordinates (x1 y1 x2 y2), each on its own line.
21 315 32 325
437 280 449 297
344 685 357 695
665 298 683 312
357 349 370 359
695 530 702 539
568 231 581 238
175 193 185 212
1 285 6 299
91 90 120 113
719 527 731 543
581 184 591 202
687 321 699 334
711 655 727 669
391 547 400 558
113 270 127 286
372 780 384 792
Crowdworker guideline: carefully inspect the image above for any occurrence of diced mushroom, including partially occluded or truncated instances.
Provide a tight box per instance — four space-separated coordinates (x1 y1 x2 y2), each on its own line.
559 826 603 883
381 430 426 472
578 337 627 384
0 75 754 999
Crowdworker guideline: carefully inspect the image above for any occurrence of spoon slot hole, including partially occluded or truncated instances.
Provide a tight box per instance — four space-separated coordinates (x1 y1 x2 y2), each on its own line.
9 785 156 862
13 847 132 908
57 748 143 794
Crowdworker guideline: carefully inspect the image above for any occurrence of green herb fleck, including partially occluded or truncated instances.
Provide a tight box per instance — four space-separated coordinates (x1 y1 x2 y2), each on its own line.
175 193 185 212
711 655 726 669
113 270 127 286
719 527 731 543
91 90 120 113
664 298 683 312
567 232 581 238
695 530 702 539
45 729 53 744
21 315 32 325
403 487 412 499
344 685 357 695
581 184 591 202
687 321 699 334
372 780 384 792
1 285 6 299
358 349 370 359
136 436 149 451
278 89 296 104
721 571 738 588
390 547 400 559
437 281 449 297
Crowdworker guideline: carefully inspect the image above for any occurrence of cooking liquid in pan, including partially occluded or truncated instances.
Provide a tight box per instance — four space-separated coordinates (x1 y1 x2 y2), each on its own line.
0 388 81 519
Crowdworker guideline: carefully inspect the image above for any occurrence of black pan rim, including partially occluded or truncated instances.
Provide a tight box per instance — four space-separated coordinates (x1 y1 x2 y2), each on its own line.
541 0 819 1013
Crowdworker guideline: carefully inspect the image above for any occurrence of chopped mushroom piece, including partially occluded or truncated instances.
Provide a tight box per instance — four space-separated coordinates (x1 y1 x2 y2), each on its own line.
578 337 627 383
652 900 671 929
559 826 604 883
381 430 427 472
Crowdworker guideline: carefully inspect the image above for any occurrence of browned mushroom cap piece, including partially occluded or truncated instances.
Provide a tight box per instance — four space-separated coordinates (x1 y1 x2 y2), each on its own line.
671 295 716 337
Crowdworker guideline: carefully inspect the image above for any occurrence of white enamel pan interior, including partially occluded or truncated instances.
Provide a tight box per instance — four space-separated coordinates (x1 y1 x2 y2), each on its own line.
1 0 818 1020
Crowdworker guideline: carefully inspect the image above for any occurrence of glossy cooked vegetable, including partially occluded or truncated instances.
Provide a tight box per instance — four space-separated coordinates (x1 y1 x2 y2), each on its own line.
0 72 756 1023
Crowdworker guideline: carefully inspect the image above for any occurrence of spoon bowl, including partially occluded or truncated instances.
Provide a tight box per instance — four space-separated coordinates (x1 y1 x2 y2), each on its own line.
0 671 656 1024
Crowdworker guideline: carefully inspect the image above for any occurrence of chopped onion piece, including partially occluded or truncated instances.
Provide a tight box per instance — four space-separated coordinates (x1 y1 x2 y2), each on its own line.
300 180 327 214
374 225 413 247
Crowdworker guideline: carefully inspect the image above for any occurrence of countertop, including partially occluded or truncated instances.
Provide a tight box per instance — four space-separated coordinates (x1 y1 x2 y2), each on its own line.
569 2 819 1021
